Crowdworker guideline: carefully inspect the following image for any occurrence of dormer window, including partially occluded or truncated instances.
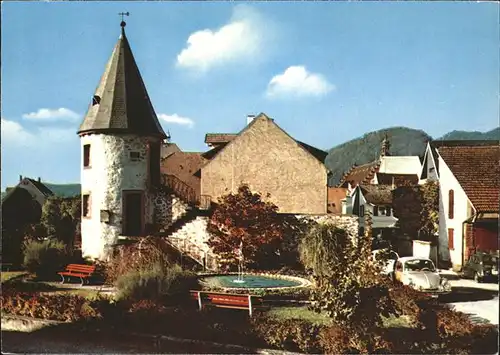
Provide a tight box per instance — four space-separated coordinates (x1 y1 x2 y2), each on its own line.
92 95 101 106
129 151 141 161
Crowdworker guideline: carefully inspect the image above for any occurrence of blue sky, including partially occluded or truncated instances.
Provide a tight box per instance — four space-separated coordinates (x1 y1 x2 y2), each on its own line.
1 2 498 189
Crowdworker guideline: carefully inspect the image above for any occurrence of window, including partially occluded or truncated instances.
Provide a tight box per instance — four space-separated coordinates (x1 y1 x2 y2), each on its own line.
448 228 454 250
82 194 91 218
129 151 141 161
429 167 435 173
358 227 365 236
386 207 392 216
448 190 454 219
92 95 101 106
149 142 161 187
83 144 91 168
359 205 365 217
373 206 379 216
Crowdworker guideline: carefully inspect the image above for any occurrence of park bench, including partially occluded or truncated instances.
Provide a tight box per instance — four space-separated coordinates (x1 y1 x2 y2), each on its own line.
58 264 96 286
190 290 264 317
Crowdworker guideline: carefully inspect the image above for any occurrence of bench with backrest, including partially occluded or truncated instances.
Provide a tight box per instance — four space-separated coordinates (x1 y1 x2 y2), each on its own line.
190 290 264 317
58 264 96 286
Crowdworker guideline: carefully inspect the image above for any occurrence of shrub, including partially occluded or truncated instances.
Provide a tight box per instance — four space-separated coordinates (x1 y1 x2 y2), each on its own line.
103 237 176 284
116 263 197 301
1 291 113 322
319 325 394 354
23 239 69 279
250 316 323 353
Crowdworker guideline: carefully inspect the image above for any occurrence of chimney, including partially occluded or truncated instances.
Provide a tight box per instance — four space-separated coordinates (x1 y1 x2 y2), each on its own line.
246 114 256 125
19 175 23 182
38 177 41 183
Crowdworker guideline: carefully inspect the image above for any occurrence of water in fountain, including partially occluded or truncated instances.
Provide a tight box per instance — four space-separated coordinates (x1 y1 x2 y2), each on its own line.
233 258 245 283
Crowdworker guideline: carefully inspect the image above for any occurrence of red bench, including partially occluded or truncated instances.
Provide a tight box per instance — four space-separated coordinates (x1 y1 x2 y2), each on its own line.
190 290 264 317
58 264 96 286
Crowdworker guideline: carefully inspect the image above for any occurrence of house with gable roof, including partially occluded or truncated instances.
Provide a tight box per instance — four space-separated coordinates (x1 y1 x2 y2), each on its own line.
199 113 330 214
337 136 422 191
419 140 499 269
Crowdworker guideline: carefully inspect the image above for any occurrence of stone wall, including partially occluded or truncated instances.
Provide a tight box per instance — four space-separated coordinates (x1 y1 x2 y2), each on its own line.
201 115 328 214
167 216 218 270
80 134 161 260
300 214 360 238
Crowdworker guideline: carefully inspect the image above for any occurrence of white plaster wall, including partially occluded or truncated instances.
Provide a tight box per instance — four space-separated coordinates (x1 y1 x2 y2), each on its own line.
419 145 439 184
80 134 158 260
437 157 473 268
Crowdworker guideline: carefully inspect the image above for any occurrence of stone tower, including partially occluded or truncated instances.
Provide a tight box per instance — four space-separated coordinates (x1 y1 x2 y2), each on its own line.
77 20 167 260
380 133 391 157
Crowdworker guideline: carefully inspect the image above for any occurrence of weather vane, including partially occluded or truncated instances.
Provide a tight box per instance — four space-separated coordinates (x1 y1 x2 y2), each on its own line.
119 12 130 22
119 12 130 28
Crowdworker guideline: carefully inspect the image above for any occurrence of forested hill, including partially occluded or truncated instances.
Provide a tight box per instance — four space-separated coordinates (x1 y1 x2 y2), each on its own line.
325 127 431 186
437 127 499 141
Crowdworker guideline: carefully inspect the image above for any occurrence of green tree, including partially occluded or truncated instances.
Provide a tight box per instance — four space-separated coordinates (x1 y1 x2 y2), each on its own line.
40 196 81 248
299 221 396 334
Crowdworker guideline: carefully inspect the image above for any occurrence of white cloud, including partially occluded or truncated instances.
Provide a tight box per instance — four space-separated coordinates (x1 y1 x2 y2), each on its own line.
1 118 77 147
22 108 80 121
266 66 335 99
176 5 265 72
1 118 35 146
158 113 195 128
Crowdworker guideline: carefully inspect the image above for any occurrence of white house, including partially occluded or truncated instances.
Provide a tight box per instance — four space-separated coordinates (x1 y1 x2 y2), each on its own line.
343 184 398 241
419 140 499 270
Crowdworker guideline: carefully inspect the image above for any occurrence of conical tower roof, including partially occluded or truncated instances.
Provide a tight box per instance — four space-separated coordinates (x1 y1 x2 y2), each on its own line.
77 22 166 138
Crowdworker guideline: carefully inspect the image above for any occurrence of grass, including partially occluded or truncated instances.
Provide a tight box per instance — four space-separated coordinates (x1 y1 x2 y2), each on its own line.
1 271 30 283
266 306 332 325
267 306 414 329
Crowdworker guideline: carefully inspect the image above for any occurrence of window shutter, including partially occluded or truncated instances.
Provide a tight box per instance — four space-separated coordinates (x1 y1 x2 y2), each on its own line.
448 228 454 250
448 190 454 219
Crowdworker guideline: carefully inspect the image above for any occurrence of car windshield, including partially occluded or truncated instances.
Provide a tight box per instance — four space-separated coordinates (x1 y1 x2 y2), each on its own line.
405 259 436 272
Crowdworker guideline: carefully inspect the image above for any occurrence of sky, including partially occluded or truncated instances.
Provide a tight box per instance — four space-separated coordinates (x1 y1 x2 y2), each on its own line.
1 1 499 189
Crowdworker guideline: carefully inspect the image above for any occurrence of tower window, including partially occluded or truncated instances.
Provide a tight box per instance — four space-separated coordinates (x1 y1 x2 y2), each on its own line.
129 151 141 161
83 144 91 167
92 95 101 106
82 194 91 218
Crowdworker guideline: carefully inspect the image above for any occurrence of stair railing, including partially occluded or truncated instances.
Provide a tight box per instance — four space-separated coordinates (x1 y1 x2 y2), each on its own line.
162 174 197 205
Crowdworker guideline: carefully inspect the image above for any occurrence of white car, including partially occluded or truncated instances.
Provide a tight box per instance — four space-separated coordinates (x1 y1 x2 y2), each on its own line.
394 256 452 296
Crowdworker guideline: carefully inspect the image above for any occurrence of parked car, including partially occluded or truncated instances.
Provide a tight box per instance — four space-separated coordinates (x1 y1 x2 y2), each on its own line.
394 256 451 296
461 251 499 282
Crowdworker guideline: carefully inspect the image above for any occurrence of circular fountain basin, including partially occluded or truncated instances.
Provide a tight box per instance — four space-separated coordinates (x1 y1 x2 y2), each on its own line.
200 273 311 292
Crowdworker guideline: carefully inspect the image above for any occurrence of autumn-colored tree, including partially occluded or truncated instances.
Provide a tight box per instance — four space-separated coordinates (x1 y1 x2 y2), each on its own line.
392 185 423 238
392 181 439 241
207 185 302 269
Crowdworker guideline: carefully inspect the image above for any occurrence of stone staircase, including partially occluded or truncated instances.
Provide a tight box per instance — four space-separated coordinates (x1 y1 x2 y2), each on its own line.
160 174 217 271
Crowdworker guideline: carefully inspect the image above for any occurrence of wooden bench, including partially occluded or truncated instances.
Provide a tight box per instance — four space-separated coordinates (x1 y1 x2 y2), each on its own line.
58 264 96 286
190 290 264 317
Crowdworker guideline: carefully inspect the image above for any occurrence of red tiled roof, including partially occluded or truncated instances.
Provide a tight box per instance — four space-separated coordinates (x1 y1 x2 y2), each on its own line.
161 152 206 197
338 161 380 187
437 143 500 213
204 133 237 145
359 184 393 205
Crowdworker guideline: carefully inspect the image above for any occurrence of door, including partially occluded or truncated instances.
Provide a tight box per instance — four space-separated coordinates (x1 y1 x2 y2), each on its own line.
122 191 143 236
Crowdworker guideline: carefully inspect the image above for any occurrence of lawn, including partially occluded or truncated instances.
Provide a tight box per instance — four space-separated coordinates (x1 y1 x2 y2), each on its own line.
266 305 332 325
267 305 413 328
1 271 29 283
